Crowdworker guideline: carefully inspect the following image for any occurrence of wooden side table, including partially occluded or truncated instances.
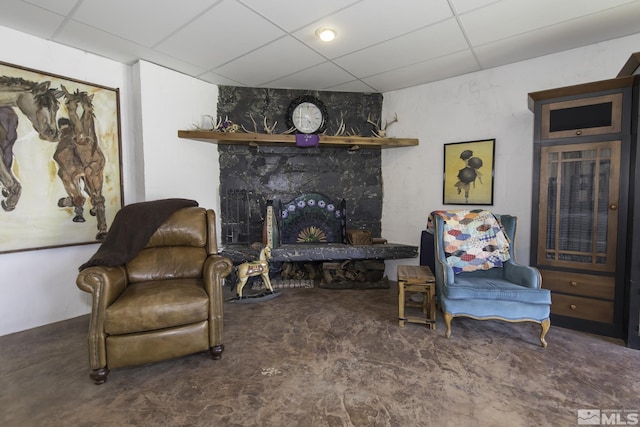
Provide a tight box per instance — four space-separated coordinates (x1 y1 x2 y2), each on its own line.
398 265 436 329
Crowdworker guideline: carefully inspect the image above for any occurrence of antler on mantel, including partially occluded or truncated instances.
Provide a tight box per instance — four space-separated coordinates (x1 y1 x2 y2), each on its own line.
366 113 398 138
333 116 346 136
241 114 278 134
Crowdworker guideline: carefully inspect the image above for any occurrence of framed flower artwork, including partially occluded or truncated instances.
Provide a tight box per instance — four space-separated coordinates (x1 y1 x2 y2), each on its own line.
443 139 495 205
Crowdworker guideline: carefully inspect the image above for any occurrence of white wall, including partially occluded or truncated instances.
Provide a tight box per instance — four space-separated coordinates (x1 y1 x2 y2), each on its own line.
381 33 640 280
134 61 220 215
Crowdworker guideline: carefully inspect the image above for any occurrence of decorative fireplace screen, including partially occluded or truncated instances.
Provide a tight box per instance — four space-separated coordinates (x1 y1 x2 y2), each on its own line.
278 193 346 244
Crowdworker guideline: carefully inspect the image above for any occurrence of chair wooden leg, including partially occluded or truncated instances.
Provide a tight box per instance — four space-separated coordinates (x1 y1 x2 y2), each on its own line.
398 281 406 327
90 367 109 385
540 319 550 348
444 312 453 338
210 344 225 360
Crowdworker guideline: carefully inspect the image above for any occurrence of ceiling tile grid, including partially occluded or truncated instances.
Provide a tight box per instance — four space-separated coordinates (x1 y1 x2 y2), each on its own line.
0 0 638 92
334 18 471 79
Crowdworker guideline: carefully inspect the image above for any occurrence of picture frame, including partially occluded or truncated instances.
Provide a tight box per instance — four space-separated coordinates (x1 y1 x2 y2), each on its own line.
443 138 495 205
0 60 123 254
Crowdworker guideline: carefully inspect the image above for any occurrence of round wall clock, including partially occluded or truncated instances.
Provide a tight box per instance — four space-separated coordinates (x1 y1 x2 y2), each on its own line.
286 95 328 134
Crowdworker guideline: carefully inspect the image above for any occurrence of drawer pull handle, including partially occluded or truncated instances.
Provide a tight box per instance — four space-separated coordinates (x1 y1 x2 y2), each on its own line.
570 304 577 310
570 281 578 287
610 204 618 211
576 130 582 135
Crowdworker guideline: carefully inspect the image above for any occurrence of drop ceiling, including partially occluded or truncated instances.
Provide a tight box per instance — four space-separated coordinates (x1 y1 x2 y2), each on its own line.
1 0 639 93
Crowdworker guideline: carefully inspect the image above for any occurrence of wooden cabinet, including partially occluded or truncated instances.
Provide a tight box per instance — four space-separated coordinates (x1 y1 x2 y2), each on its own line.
536 140 621 274
529 75 639 346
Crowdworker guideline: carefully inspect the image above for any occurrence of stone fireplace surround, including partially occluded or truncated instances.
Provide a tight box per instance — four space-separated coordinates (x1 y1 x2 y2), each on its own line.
216 86 417 268
217 86 386 245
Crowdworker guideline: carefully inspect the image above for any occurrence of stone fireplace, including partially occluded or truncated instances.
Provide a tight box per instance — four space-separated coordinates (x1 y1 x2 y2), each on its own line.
218 144 382 247
216 86 417 287
217 86 385 247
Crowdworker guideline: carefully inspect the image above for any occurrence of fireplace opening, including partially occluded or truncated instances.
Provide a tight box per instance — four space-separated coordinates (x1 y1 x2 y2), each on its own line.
220 188 418 272
248 259 388 291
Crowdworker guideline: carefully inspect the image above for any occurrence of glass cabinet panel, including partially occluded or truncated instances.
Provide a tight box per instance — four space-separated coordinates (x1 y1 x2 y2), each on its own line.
537 141 620 272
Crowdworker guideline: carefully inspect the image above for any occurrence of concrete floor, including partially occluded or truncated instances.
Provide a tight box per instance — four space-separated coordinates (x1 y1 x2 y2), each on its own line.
1 284 639 426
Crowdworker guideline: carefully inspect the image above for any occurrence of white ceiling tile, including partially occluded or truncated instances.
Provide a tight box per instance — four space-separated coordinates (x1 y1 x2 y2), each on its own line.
142 52 208 78
449 0 502 14
214 37 326 86
54 20 207 76
156 0 285 70
325 79 378 93
293 0 454 59
198 70 246 87
474 33 569 70
461 0 638 46
265 62 357 91
362 50 480 92
0 0 65 39
475 1 640 69
238 0 359 32
335 18 468 78
71 0 219 47
54 20 151 64
23 0 80 15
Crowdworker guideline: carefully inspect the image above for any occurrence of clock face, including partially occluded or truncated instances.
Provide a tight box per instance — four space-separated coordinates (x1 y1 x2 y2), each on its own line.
286 96 328 134
292 102 323 133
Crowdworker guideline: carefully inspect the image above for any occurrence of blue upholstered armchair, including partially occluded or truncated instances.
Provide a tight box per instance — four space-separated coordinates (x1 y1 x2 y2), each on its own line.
432 211 551 347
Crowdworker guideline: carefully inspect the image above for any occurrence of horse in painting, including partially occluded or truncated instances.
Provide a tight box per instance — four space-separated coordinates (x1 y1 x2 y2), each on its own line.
0 76 63 211
53 85 107 240
0 106 20 210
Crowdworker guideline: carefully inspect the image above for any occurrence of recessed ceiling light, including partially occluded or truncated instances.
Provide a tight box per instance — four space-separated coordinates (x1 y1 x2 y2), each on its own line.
315 27 336 42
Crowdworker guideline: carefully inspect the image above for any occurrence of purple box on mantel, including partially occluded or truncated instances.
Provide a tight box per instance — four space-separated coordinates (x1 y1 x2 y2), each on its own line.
295 133 319 147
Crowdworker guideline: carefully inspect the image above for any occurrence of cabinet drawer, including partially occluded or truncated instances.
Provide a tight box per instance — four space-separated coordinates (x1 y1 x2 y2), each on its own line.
541 93 622 139
551 293 614 324
540 270 615 300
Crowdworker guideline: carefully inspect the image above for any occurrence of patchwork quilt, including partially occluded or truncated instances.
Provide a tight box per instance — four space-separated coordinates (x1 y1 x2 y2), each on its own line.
430 209 510 274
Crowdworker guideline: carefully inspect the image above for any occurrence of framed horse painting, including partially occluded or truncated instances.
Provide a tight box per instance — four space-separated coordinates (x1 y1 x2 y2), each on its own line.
0 60 123 254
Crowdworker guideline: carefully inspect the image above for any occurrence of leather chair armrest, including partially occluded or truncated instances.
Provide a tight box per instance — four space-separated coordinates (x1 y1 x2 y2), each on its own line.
76 266 128 369
203 255 234 346
503 262 541 288
203 255 234 294
77 266 128 307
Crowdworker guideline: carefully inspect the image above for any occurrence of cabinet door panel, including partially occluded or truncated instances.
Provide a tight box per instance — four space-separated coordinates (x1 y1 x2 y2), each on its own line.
541 93 622 139
537 141 620 272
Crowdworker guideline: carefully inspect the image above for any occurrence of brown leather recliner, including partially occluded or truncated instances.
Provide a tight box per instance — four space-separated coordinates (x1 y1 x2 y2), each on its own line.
76 206 233 384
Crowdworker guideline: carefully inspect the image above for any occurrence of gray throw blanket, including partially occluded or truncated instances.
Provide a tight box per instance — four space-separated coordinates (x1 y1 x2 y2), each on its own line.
79 198 199 271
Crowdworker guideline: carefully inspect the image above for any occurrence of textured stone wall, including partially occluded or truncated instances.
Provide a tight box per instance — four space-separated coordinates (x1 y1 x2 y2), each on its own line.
217 86 384 245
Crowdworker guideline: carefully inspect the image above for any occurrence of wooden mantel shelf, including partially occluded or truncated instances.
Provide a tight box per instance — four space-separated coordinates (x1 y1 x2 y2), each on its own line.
178 130 418 149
